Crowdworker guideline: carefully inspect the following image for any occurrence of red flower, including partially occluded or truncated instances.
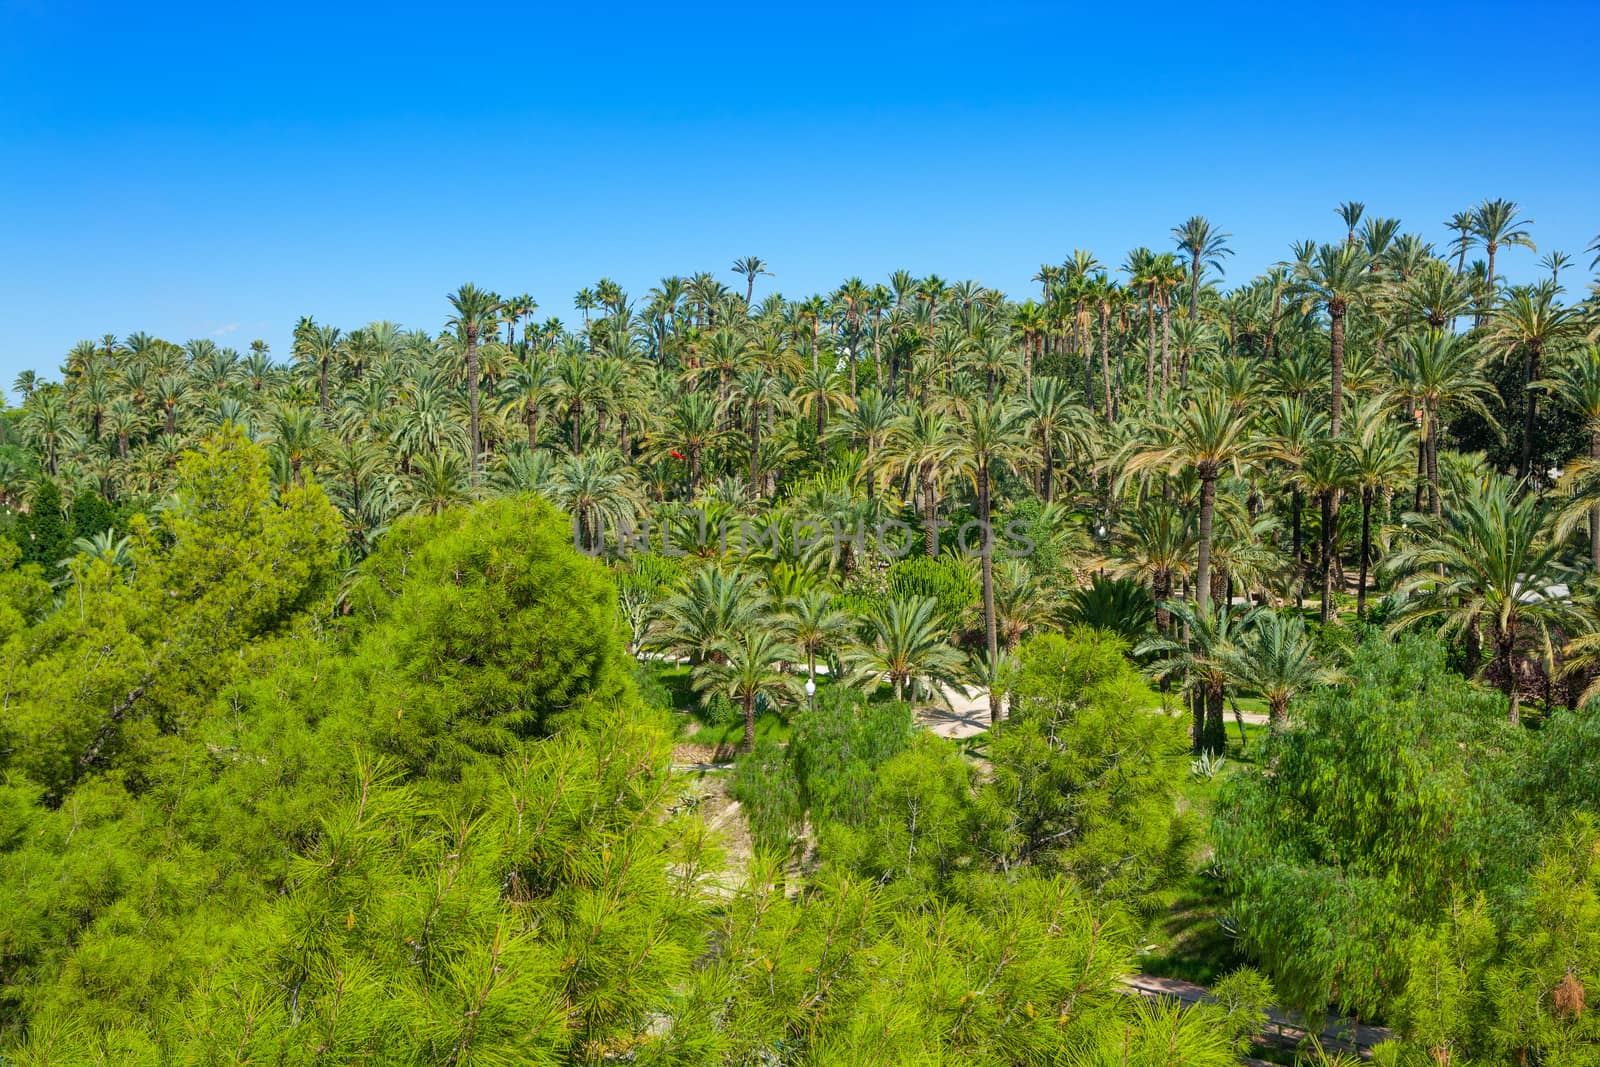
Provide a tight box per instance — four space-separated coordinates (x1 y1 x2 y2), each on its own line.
670 449 686 461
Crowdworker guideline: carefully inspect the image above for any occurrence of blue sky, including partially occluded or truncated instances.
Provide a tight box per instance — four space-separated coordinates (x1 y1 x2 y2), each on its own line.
2 0 1597 392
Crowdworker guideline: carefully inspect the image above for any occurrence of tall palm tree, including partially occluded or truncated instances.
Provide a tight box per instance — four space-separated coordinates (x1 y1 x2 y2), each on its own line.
1122 389 1266 611
1336 200 1366 244
1173 215 1232 320
1387 473 1581 724
1294 242 1378 438
950 398 1032 724
694 629 801 751
1471 198 1536 310
1220 609 1340 733
731 256 772 305
1109 498 1196 635
1023 376 1087 503
655 392 727 498
1542 345 1600 570
548 448 641 552
446 283 502 485
1296 442 1350 623
1383 330 1496 520
1137 598 1246 754
848 596 966 704
1342 402 1415 618
1488 286 1585 479
883 407 960 558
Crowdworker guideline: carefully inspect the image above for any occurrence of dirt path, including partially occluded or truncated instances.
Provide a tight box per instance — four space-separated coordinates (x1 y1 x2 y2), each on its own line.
1124 973 1392 1060
915 684 1271 739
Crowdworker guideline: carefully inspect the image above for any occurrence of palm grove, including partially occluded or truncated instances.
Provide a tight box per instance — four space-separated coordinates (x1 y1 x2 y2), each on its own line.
0 199 1597 1064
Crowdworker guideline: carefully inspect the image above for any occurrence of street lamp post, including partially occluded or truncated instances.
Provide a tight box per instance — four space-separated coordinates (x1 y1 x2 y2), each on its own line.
805 672 816 712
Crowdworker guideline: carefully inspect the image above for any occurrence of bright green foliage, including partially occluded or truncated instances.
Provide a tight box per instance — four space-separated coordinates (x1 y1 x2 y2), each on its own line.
730 688 914 854
173 729 716 1065
1215 634 1542 1017
0 539 50 639
981 627 1193 904
345 493 641 770
884 553 980 628
788 687 913 825
827 732 979 898
1382 817 1600 1065
1 426 343 795
685 866 1240 1066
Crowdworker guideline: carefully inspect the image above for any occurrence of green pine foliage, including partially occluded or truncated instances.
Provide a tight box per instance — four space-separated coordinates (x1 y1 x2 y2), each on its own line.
1218 634 1600 1063
0 435 1247 1064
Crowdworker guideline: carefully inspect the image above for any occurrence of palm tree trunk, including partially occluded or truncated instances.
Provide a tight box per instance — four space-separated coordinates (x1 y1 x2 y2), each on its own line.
1591 430 1600 571
1268 694 1288 735
1520 341 1542 479
742 693 757 751
1099 309 1114 427
1497 629 1519 726
1196 472 1218 610
1292 486 1304 611
749 403 762 498
922 469 938 558
1319 488 1336 623
466 331 480 485
979 465 999 726
1205 685 1226 755
1329 306 1346 438
1159 300 1172 397
1357 486 1373 619
1190 686 1205 755
1144 301 1157 405
1040 435 1054 503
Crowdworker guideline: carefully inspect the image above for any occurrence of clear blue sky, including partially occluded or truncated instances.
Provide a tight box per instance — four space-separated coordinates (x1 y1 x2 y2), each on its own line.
2 0 1596 392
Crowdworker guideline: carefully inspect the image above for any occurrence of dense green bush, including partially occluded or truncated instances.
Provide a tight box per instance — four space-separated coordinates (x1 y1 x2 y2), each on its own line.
1217 633 1600 1063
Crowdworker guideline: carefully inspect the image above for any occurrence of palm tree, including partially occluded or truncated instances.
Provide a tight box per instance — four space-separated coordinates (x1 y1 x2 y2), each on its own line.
1445 209 1476 275
694 629 801 751
1542 345 1600 570
1384 330 1495 519
1262 395 1330 609
1023 376 1087 503
1471 198 1536 310
446 283 502 485
1220 609 1340 733
1173 215 1232 319
1491 286 1587 479
731 256 772 304
1386 473 1581 724
656 392 726 498
499 356 556 450
1109 498 1196 636
848 595 966 704
402 450 474 516
883 407 960 558
1342 402 1415 618
1294 242 1378 438
1122 389 1265 611
20 398 71 478
950 398 1032 724
1336 200 1365 244
651 567 769 666
547 449 640 552
779 589 854 679
790 365 855 443
1296 442 1350 623
1137 598 1246 754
